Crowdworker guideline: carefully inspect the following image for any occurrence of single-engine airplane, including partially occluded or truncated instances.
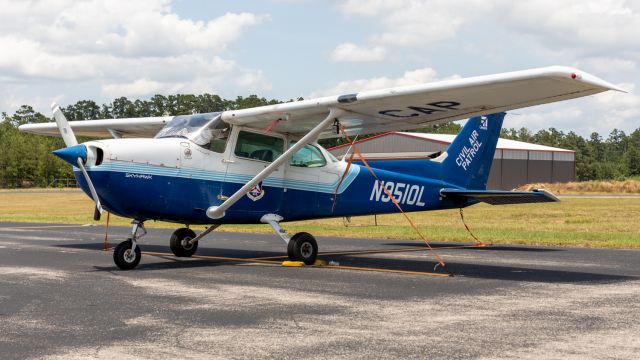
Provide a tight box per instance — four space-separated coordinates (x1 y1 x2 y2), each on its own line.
19 66 622 270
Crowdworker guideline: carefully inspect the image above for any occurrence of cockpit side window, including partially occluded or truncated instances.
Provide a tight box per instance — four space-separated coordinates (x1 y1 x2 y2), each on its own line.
234 131 284 162
289 142 326 168
200 120 231 153
207 129 229 153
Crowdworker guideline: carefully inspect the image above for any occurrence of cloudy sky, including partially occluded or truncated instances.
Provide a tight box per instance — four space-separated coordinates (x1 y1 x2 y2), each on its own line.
1 0 638 136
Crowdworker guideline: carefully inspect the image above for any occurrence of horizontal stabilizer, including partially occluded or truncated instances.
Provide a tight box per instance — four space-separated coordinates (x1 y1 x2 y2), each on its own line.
440 188 559 205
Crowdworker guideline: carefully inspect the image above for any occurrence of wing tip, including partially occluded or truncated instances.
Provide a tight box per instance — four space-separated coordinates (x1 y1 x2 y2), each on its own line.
545 65 626 92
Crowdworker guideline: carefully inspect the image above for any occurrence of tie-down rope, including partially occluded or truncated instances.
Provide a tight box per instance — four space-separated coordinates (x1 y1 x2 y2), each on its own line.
334 125 449 272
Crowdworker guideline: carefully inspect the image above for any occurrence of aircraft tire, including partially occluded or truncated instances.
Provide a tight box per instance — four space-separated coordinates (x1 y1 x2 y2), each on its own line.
113 239 141 270
290 232 318 265
170 228 198 257
287 239 296 261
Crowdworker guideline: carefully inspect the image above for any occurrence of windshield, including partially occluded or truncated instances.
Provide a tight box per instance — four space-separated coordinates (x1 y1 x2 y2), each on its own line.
154 112 222 141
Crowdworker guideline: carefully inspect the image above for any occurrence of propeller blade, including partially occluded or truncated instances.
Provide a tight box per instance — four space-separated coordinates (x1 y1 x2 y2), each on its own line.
51 102 101 220
51 102 78 147
76 158 103 220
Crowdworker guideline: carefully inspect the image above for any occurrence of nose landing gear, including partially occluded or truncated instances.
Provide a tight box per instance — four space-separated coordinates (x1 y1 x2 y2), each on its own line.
113 220 146 270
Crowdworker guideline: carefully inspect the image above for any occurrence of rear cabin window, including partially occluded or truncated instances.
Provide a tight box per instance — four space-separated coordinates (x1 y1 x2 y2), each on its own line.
234 131 284 162
289 143 326 168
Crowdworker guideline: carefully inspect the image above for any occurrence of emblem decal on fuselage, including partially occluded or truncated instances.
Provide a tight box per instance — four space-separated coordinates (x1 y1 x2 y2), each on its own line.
247 181 265 201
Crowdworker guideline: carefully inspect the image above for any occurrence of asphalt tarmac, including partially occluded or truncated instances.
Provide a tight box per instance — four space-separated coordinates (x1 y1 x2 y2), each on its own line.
1 221 639 359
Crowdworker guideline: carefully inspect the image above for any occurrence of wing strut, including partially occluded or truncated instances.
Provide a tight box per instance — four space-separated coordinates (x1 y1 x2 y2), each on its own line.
206 107 344 219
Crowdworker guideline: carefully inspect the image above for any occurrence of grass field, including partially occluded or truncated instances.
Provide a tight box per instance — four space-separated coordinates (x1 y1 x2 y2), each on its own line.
517 179 640 194
1 188 639 249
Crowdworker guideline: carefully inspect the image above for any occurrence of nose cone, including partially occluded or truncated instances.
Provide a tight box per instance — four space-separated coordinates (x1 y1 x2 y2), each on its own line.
53 144 87 166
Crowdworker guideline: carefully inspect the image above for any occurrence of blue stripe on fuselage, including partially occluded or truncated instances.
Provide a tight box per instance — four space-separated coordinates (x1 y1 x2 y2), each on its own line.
94 161 359 194
75 161 460 224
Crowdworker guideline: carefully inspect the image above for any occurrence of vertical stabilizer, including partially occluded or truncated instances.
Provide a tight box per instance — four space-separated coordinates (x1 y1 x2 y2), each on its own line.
439 112 505 189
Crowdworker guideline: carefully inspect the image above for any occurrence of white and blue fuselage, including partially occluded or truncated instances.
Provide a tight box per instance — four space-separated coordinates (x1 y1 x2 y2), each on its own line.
72 135 460 225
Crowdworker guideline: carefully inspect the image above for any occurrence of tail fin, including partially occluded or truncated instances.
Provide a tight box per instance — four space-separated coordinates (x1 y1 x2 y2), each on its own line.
438 112 505 189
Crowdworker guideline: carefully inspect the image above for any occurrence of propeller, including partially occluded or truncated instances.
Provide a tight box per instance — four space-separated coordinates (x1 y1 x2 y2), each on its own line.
50 103 103 220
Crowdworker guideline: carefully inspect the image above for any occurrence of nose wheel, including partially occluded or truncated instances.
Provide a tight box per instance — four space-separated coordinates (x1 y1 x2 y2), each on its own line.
113 239 141 270
113 221 146 270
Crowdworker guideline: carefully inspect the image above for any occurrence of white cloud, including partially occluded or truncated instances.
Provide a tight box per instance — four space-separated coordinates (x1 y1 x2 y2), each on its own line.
0 0 270 112
311 67 457 96
330 43 386 62
0 1 267 57
337 0 488 46
573 57 637 76
336 1 640 57
235 70 273 92
504 1 640 53
102 79 170 99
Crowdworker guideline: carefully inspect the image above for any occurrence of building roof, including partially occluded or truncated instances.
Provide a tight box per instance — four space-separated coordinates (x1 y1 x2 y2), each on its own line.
328 131 575 153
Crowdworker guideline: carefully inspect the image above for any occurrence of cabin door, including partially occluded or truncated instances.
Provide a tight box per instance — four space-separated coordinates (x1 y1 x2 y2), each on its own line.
220 127 284 214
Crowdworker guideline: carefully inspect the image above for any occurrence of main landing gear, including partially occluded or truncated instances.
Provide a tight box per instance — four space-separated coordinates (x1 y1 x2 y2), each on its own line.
262 214 318 265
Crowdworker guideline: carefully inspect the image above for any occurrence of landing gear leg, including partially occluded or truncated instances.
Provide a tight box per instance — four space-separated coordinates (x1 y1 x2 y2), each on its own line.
113 220 146 270
261 214 318 265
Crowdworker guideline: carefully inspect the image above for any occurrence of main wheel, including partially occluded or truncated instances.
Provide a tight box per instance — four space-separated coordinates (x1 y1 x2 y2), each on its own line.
287 239 296 261
113 239 141 270
170 228 198 257
288 232 318 265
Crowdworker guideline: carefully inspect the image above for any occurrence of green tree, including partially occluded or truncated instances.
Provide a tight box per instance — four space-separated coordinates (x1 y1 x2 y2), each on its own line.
111 97 137 118
625 129 640 176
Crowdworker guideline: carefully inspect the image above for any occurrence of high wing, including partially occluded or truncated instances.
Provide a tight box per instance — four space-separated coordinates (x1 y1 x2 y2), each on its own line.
18 66 622 139
19 116 172 138
222 66 622 138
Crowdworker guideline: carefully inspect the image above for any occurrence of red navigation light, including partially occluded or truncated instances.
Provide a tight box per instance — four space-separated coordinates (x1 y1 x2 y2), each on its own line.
571 73 577 79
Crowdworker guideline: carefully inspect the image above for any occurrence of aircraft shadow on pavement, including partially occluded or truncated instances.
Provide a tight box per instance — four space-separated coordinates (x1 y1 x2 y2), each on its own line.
92 259 236 272
383 242 562 252
59 242 635 284
337 253 636 283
